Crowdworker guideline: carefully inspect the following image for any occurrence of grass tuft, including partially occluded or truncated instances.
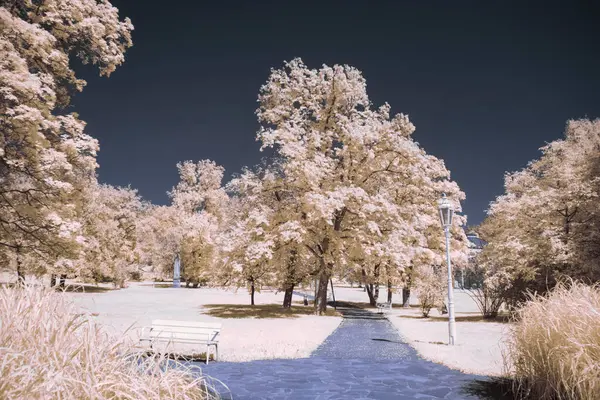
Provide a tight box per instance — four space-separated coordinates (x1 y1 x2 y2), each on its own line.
0 285 224 399
505 281 600 400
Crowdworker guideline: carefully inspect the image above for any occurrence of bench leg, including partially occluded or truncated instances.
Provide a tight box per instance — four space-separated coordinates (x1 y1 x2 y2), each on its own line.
214 344 219 362
206 344 210 365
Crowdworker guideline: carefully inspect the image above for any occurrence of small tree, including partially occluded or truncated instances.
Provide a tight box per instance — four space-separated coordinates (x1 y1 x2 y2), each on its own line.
414 265 446 317
464 255 508 319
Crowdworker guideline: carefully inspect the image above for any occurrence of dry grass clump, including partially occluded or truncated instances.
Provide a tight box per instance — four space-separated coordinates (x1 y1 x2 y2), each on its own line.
505 281 600 399
0 285 223 399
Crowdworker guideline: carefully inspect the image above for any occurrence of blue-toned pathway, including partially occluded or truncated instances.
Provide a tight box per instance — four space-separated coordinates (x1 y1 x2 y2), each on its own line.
196 305 489 399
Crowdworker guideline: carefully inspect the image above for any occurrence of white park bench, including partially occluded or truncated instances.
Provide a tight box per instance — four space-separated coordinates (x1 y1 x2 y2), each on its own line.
140 319 221 364
376 301 392 314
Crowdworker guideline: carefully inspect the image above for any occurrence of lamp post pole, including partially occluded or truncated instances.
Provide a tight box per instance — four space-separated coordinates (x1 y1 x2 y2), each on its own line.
444 224 456 345
439 193 456 346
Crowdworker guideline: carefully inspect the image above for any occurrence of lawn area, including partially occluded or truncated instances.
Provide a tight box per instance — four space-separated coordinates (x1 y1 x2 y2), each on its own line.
65 281 342 362
386 289 510 376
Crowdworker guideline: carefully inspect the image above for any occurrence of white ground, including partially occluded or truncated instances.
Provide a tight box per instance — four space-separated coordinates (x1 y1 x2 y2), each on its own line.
1 271 509 374
320 285 509 376
386 289 509 376
66 282 341 362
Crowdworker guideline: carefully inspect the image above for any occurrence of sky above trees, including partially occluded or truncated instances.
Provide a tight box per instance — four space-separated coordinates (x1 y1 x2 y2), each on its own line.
71 0 600 225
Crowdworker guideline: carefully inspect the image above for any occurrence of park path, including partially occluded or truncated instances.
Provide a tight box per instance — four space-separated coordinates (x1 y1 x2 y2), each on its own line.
198 304 489 399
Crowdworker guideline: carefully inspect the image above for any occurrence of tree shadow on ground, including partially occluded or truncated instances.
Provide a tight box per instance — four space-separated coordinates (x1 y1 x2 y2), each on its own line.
202 304 340 319
333 301 378 309
398 313 511 323
60 284 118 293
142 350 215 363
462 378 533 400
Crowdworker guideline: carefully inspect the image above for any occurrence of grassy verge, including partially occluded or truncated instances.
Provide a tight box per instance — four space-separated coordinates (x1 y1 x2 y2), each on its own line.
506 281 600 399
0 285 223 399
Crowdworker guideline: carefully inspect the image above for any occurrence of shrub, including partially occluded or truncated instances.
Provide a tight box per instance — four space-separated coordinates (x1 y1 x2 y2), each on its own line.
415 265 446 318
505 281 600 399
0 285 222 399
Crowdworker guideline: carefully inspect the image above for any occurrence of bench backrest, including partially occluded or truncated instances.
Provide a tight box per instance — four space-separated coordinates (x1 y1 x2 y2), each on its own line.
150 319 221 342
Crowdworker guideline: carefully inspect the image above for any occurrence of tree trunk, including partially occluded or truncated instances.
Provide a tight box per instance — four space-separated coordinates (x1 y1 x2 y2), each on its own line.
387 279 393 303
15 247 25 286
16 267 25 286
402 272 412 307
59 275 67 289
362 268 376 306
402 288 411 307
315 268 330 315
50 274 56 288
283 285 294 308
282 251 298 308
365 283 377 306
250 279 255 306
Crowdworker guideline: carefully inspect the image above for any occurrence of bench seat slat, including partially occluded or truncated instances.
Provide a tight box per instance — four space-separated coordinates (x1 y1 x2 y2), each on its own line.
152 320 222 329
150 332 212 341
151 326 220 335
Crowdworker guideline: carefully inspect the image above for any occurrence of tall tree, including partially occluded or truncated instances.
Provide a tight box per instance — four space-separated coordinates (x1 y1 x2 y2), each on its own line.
0 1 133 279
480 119 600 307
256 59 468 314
74 183 143 287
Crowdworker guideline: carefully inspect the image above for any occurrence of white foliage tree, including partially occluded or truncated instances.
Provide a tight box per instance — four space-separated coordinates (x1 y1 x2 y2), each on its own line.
0 1 133 280
256 59 468 314
480 119 600 309
75 183 143 287
165 160 226 285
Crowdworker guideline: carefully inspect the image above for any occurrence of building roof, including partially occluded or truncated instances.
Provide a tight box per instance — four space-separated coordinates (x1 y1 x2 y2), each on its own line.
466 232 486 249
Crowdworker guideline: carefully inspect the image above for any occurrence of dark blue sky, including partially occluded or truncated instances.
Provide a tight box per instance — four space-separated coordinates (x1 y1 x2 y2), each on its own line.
72 0 600 225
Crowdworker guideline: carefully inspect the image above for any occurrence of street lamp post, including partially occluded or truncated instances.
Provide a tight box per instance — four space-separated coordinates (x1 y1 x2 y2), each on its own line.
438 193 456 345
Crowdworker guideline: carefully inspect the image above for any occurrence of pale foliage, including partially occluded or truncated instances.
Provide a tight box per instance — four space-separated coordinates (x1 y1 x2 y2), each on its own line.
0 1 132 275
76 183 144 286
136 205 185 276
414 265 447 317
480 119 600 306
0 285 219 399
506 281 600 400
255 58 469 312
138 161 226 282
220 164 313 296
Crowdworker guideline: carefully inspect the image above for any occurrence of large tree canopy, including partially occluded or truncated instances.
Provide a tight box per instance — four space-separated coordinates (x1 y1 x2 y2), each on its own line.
479 119 600 306
0 0 133 276
255 59 468 313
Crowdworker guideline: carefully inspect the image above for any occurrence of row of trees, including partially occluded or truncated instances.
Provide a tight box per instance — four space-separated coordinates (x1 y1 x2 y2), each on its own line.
1 2 470 315
136 59 470 314
475 119 600 315
0 0 134 284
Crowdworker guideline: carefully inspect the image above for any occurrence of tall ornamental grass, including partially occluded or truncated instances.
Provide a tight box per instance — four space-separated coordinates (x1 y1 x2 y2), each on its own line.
506 281 600 399
0 285 221 399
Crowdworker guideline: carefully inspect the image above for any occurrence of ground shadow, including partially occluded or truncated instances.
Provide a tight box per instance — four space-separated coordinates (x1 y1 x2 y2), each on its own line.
332 300 378 309
60 284 117 293
149 283 209 289
371 338 405 344
462 378 532 400
202 304 339 319
331 301 389 320
398 313 511 323
142 350 215 363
